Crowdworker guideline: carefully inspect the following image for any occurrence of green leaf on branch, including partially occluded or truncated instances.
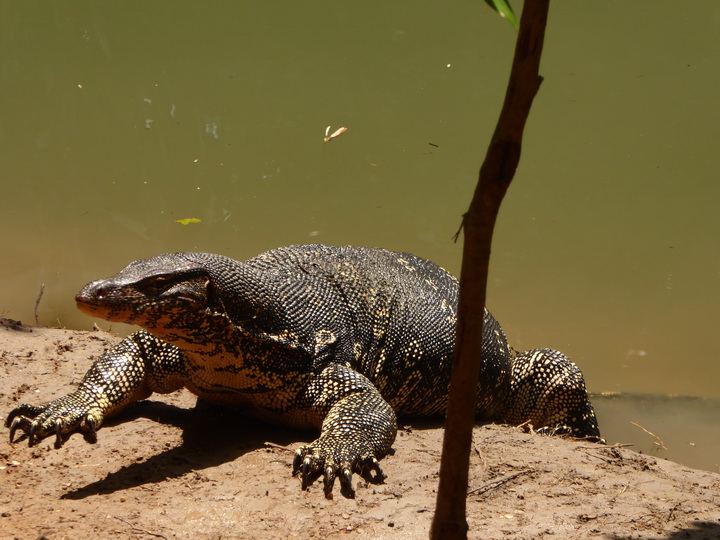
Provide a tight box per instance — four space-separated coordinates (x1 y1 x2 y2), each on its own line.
484 0 518 30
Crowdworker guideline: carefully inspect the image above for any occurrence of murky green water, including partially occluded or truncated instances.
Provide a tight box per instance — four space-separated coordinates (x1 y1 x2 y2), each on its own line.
2 2 718 472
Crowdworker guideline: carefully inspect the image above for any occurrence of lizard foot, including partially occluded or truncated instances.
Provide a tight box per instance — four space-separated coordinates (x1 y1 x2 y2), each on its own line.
292 434 387 499
6 393 103 448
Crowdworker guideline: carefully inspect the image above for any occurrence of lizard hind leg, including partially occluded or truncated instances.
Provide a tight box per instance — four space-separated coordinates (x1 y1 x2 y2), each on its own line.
504 348 602 441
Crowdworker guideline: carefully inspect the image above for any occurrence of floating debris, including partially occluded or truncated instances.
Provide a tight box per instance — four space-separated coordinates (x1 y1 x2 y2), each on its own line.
175 218 201 225
323 126 348 143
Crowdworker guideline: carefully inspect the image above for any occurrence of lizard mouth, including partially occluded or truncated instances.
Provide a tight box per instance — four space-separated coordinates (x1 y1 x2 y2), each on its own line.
76 288 121 321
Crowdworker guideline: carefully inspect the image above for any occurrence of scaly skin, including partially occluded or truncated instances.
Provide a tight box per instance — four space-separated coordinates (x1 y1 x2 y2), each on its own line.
6 244 601 498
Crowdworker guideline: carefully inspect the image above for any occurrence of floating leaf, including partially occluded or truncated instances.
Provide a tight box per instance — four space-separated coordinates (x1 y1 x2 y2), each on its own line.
323 126 348 143
175 218 201 225
484 0 518 30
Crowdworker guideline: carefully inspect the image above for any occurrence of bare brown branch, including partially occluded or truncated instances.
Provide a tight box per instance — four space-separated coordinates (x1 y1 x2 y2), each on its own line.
430 2 551 538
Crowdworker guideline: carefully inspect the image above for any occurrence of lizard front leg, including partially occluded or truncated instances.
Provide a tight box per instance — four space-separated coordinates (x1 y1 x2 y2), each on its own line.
292 363 397 499
6 330 186 448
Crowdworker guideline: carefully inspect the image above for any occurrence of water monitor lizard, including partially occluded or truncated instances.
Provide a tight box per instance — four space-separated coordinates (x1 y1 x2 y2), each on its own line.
6 244 601 498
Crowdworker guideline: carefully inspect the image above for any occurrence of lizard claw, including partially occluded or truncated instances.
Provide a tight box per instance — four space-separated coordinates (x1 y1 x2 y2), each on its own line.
338 467 355 499
8 416 28 445
359 456 387 484
292 450 322 492
7 404 41 444
323 466 337 499
53 419 64 448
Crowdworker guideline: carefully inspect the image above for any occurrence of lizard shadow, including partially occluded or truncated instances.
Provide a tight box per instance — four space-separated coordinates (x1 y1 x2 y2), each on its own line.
60 400 452 500
60 398 310 500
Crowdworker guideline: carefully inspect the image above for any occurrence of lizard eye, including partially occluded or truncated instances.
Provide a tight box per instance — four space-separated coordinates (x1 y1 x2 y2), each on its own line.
94 285 110 300
139 275 174 294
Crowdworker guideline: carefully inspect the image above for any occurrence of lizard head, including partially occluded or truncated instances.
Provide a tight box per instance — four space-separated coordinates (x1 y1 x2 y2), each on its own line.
75 253 228 331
